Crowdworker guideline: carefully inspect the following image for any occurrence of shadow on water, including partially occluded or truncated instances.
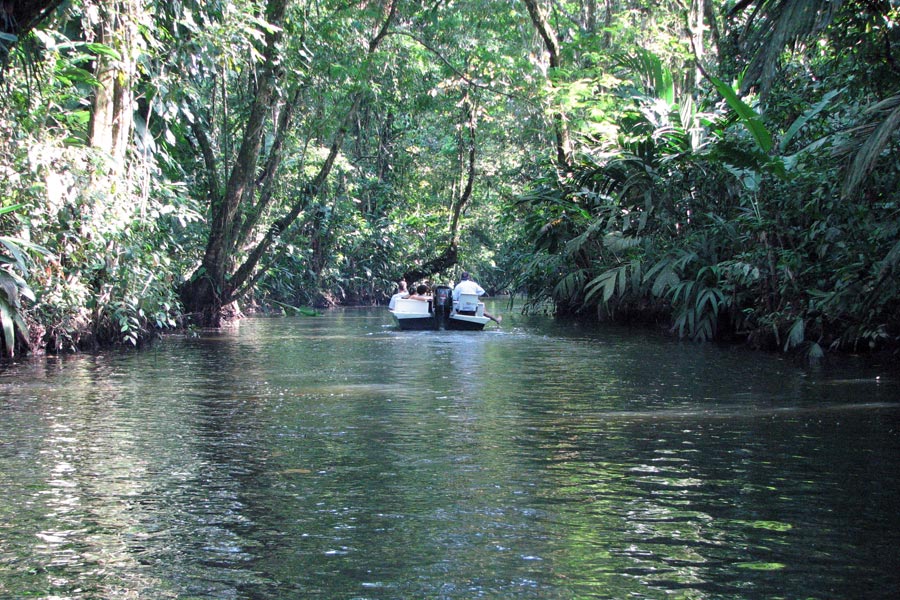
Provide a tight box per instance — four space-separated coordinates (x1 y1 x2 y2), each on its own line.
1 306 899 598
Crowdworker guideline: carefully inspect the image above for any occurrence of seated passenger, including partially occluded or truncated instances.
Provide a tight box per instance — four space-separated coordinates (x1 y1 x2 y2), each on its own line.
452 271 502 324
388 280 409 310
408 284 431 301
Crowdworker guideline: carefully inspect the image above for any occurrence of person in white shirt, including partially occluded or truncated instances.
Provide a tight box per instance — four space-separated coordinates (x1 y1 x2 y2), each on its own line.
388 280 409 310
452 272 501 324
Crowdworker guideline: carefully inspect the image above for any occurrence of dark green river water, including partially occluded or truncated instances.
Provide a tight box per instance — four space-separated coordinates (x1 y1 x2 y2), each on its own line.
1 306 899 599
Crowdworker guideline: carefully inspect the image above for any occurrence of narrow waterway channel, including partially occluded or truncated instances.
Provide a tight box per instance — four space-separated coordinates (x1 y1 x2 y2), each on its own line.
1 306 898 599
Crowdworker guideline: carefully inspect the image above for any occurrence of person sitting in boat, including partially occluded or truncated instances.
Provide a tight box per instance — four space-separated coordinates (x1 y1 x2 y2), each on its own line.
388 280 410 310
408 284 431 301
452 272 502 324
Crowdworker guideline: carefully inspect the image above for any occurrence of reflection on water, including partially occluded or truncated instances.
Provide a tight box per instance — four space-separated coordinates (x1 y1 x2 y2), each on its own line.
1 306 899 599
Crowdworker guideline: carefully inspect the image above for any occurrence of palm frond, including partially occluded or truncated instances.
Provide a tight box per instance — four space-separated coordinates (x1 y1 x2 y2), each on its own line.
730 0 844 98
839 94 900 199
614 49 675 105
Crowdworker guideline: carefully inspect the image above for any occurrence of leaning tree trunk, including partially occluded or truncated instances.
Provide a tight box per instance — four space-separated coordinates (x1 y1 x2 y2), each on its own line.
523 0 573 168
83 0 138 339
226 1 399 301
181 0 399 325
179 0 288 325
401 88 477 285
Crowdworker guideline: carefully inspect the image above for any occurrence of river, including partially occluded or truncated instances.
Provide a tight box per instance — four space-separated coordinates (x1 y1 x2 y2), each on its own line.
1 305 898 599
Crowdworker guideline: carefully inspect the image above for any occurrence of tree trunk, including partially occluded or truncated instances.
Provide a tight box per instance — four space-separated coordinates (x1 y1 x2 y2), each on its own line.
180 0 288 323
402 244 459 286
229 95 362 300
402 87 477 285
448 89 477 247
88 0 137 177
523 0 573 167
227 1 398 301
181 0 399 324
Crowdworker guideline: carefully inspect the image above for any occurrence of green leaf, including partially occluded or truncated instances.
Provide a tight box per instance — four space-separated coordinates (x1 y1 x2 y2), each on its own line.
85 43 122 61
0 204 24 216
0 271 21 308
0 297 15 358
779 89 840 153
709 75 773 153
602 232 641 253
651 268 679 296
841 94 900 199
616 264 628 297
55 65 101 87
807 342 825 362
585 269 618 304
13 312 29 348
785 317 805 351
554 270 585 300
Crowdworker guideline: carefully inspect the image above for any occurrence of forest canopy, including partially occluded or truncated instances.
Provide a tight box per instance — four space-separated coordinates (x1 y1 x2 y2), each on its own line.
1 0 898 359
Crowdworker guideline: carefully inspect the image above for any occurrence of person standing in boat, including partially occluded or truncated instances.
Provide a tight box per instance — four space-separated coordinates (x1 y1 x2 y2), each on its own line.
388 280 409 310
452 272 502 324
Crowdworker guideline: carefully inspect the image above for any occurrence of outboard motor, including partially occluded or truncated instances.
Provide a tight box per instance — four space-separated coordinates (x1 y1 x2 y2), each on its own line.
432 285 453 330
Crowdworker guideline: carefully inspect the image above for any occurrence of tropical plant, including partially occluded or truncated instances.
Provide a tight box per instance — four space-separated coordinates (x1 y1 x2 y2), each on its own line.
0 206 50 357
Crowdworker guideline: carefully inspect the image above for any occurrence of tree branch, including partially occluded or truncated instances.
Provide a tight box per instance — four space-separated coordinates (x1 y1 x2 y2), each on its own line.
198 0 288 296
387 31 522 101
234 87 301 249
523 0 572 166
188 108 221 204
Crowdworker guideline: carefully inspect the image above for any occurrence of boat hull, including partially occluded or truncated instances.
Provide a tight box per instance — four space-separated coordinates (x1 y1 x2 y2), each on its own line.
394 314 437 330
446 314 488 330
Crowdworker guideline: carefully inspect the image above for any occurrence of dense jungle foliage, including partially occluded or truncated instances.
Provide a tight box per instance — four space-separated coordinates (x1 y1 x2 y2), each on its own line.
0 0 898 359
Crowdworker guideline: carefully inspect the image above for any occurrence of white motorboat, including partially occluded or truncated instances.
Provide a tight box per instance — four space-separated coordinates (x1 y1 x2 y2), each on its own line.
389 285 491 330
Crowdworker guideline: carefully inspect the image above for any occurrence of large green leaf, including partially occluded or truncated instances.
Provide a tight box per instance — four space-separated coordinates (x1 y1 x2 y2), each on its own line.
709 75 773 154
0 296 15 358
0 203 24 216
785 317 805 351
85 42 122 61
617 49 674 105
585 268 619 304
779 89 839 153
